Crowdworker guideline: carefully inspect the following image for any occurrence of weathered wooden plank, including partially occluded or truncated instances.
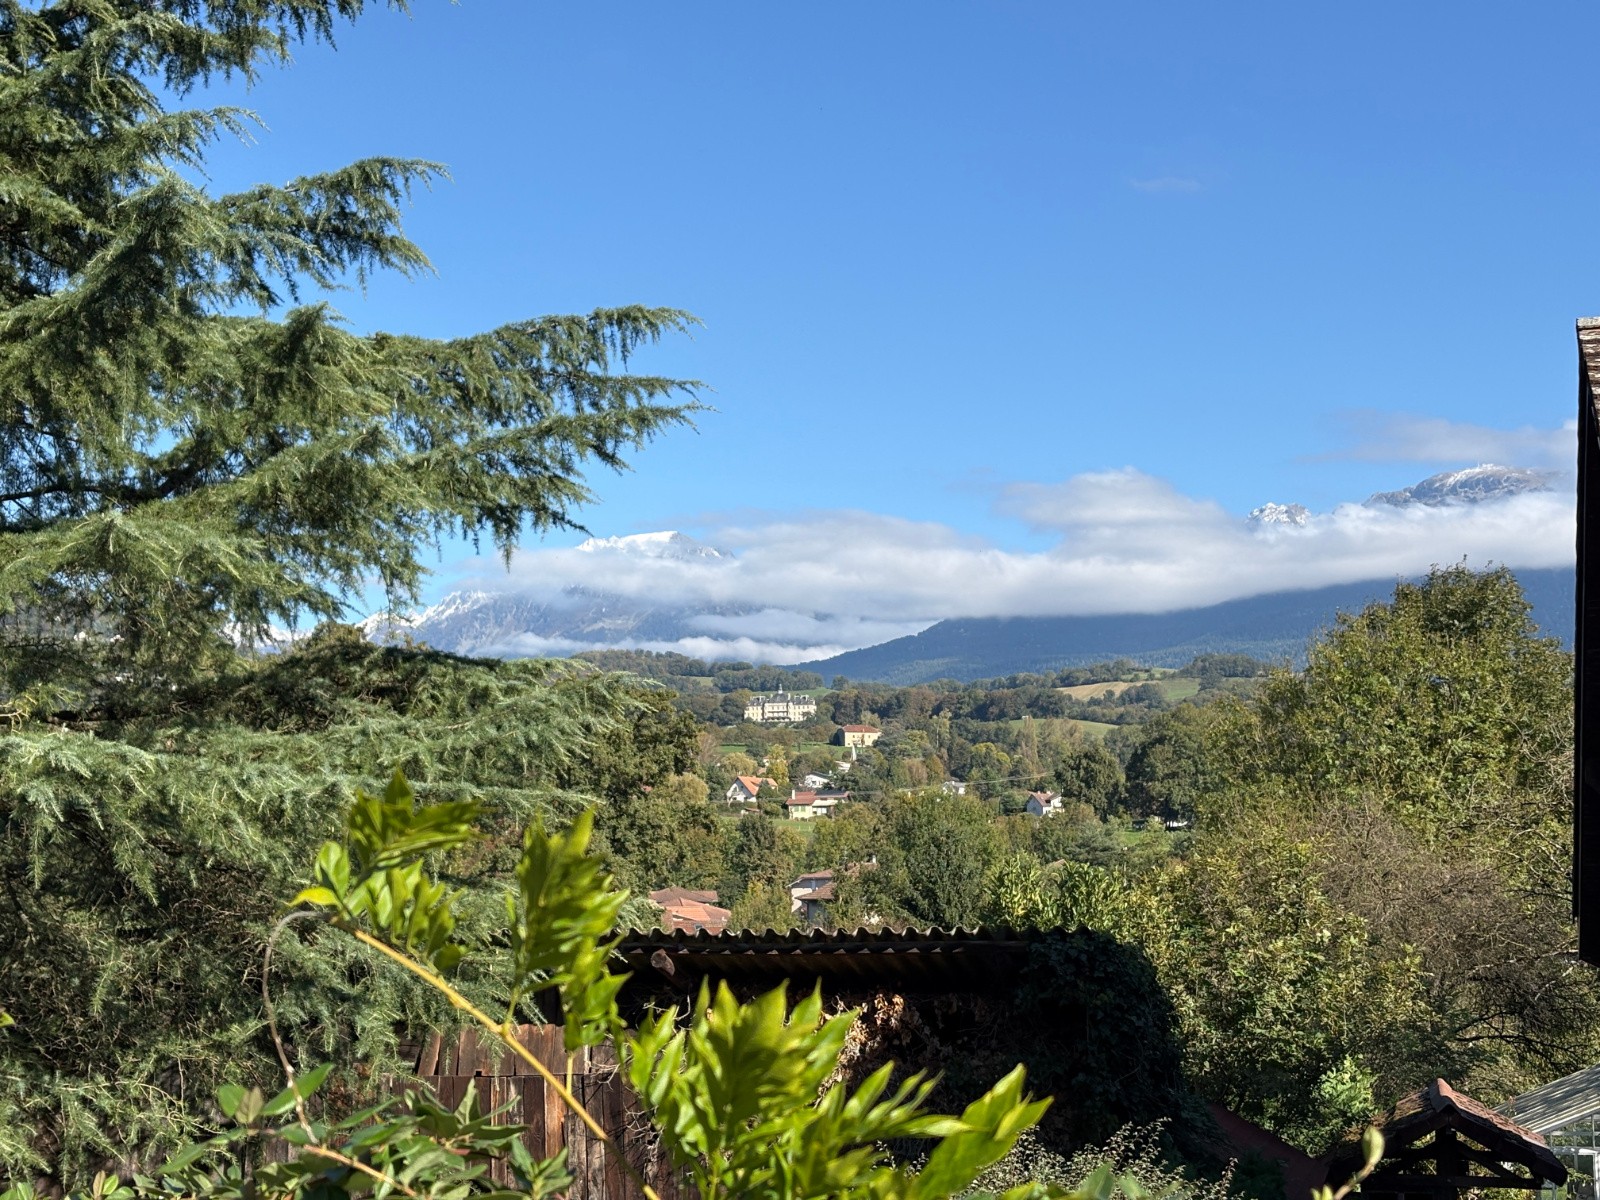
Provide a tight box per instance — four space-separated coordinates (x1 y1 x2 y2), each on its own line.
460 1027 481 1077
583 1072 608 1200
543 1066 567 1161
519 1076 546 1159
566 1074 590 1199
538 1025 567 1072
417 1031 443 1076
601 1071 627 1200
432 1073 457 1115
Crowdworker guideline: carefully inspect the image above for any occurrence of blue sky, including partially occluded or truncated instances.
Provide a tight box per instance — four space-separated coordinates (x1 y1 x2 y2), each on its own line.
197 3 1595 652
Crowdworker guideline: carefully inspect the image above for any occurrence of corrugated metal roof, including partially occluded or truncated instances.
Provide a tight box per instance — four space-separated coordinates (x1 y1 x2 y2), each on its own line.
1501 1062 1600 1135
618 925 1039 994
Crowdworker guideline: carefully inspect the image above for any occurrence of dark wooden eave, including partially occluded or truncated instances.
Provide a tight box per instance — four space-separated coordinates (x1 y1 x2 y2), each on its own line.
1578 318 1600 963
1326 1079 1566 1198
616 925 1036 1004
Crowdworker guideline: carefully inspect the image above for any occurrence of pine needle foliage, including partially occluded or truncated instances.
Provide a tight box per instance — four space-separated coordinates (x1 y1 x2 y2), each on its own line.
1 628 701 1185
0 0 701 715
0 2 702 1186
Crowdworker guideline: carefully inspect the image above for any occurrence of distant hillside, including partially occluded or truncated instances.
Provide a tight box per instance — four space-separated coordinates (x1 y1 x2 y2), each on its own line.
800 567 1573 685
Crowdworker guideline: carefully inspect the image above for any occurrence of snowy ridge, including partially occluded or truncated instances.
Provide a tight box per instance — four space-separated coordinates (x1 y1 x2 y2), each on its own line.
1248 502 1310 527
1366 464 1557 507
574 530 728 559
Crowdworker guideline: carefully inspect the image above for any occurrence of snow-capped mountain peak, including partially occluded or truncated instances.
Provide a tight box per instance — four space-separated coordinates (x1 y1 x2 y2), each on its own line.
573 530 728 560
1366 464 1558 507
1248 502 1310 527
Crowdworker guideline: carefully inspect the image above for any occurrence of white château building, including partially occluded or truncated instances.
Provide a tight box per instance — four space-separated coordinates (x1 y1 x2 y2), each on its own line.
743 689 818 724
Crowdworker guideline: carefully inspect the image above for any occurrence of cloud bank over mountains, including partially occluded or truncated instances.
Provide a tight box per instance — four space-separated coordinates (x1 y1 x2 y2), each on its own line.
1320 412 1576 469
400 431 1576 664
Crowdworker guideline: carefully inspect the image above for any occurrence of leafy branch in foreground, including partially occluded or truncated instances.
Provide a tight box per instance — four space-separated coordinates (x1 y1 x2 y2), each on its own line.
81 770 1062 1200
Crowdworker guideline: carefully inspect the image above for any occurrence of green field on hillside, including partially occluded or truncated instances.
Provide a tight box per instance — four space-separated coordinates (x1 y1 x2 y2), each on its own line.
1067 719 1120 739
1153 677 1201 701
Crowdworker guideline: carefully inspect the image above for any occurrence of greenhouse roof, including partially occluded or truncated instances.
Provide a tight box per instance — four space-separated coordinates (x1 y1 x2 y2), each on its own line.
1501 1061 1600 1135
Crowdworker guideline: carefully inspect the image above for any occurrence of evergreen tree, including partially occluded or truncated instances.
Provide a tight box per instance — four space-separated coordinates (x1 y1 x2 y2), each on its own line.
0 2 700 1184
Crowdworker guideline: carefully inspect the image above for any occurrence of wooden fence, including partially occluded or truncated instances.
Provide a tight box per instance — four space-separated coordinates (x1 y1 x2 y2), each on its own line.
261 1026 689 1200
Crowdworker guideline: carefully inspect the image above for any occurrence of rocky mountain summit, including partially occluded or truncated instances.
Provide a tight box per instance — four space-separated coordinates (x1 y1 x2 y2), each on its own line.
1366 464 1557 507
1248 502 1311 527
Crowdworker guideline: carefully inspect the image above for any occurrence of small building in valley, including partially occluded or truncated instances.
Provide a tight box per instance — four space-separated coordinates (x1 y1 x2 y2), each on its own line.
784 789 841 820
648 887 731 935
788 870 834 915
1025 790 1064 817
834 724 881 748
725 774 774 804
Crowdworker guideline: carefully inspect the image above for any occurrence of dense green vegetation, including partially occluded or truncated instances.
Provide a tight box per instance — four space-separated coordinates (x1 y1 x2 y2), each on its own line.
611 567 1595 1155
0 0 700 1183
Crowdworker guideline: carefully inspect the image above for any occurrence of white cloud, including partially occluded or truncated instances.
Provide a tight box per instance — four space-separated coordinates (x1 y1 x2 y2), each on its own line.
1323 411 1576 470
435 455 1575 663
475 629 865 667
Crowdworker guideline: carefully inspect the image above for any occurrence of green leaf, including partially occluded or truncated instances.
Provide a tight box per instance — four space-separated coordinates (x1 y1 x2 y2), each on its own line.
216 1083 245 1120
262 1064 334 1117
233 1086 265 1126
155 1142 210 1176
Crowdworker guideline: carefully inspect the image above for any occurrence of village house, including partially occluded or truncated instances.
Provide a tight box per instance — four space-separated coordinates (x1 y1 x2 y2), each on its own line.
785 861 875 925
742 689 818 724
788 870 836 923
724 774 774 804
648 887 731 934
833 724 881 748
784 789 842 820
789 870 834 912
799 772 832 790
941 779 968 796
1025 790 1065 817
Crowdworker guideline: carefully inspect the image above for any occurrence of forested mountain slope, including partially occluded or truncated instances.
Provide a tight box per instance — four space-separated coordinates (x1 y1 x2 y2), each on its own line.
803 567 1573 683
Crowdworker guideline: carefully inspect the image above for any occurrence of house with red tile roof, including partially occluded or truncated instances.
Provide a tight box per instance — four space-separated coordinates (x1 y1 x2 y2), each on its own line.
1025 790 1064 816
724 774 774 803
648 887 731 934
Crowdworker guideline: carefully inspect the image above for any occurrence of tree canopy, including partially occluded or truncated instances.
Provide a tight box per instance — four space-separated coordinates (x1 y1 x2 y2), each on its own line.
0 1 701 1183
0 0 699 717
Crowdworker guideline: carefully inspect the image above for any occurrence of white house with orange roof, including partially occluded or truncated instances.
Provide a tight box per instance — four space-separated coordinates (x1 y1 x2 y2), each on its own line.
725 774 774 804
